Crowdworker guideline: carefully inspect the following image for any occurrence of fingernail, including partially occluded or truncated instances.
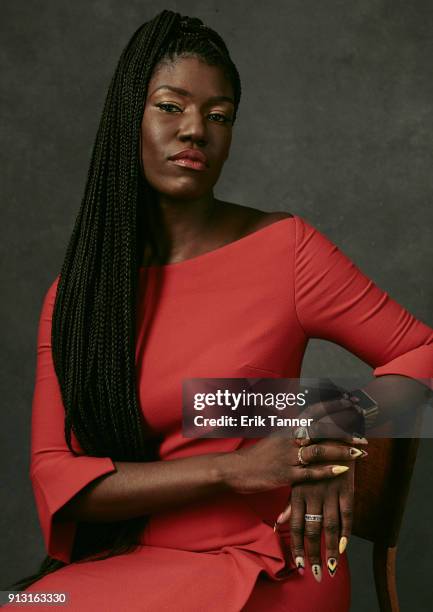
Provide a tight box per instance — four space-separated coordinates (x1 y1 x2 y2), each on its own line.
332 465 349 475
276 512 284 524
352 435 368 444
312 564 322 582
339 536 348 554
327 557 337 577
295 556 305 575
360 449 368 458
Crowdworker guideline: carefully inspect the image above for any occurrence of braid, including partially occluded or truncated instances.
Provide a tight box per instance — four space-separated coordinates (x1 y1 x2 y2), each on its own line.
8 9 241 590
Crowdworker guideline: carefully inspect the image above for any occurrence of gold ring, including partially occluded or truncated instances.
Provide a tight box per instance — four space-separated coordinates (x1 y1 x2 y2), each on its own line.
297 446 309 466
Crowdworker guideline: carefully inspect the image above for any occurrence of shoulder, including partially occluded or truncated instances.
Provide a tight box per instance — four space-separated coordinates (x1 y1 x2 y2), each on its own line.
239 208 344 262
250 209 294 228
218 201 294 235
241 208 294 239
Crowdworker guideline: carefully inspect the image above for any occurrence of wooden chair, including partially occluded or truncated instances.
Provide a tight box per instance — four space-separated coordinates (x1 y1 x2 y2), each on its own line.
353 437 420 612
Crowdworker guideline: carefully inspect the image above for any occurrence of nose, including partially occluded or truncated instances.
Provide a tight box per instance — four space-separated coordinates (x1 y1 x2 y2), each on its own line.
177 108 207 146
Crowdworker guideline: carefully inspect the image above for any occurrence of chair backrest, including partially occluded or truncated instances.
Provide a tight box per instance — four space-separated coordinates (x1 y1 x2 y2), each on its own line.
352 435 420 612
353 437 420 546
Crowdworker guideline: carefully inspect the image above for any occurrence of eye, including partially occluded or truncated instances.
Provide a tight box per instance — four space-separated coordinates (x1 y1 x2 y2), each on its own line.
208 112 232 124
156 102 182 113
155 103 232 124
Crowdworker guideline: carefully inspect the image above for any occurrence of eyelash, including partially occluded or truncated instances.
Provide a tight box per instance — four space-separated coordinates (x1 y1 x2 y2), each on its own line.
155 102 232 124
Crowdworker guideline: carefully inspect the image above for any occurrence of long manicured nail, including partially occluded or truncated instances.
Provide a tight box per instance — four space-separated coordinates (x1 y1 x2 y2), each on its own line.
332 465 349 475
339 536 348 554
273 513 284 531
295 556 305 575
350 447 368 458
312 564 322 582
327 557 337 577
352 435 368 444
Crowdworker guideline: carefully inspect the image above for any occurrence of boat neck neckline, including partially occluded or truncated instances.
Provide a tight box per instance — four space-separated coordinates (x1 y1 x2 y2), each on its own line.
138 215 296 271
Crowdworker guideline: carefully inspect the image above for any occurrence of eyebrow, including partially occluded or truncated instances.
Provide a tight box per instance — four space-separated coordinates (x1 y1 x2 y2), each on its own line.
149 85 234 105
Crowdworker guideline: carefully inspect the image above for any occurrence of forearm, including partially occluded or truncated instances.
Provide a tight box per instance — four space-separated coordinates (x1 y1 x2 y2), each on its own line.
361 374 431 429
55 452 231 523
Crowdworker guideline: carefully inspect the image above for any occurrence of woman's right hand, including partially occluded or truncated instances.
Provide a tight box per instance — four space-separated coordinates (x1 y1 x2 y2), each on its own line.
218 436 363 495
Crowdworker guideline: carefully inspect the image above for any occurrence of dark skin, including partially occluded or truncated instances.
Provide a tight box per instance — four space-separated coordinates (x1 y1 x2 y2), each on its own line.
139 53 289 264
56 55 428 582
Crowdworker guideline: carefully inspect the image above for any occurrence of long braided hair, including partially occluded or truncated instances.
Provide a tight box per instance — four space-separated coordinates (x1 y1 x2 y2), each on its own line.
9 9 241 590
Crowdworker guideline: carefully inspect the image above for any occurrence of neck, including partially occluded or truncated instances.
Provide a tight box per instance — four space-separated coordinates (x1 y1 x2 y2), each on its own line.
144 191 221 265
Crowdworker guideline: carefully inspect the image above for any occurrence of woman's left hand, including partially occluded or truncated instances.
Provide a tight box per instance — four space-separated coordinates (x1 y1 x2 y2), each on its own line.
275 440 361 582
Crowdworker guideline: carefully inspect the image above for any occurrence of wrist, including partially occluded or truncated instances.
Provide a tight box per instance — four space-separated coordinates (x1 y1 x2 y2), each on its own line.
212 451 240 491
349 388 380 432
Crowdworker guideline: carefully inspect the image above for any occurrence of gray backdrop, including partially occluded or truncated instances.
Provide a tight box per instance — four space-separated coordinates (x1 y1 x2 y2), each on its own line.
1 1 432 610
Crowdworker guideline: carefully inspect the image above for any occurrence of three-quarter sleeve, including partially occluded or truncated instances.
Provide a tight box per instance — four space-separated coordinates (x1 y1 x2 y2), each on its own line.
293 215 433 389
30 276 116 563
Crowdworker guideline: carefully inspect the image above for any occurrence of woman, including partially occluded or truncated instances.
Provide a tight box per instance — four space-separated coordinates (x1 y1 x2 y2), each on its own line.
7 9 433 611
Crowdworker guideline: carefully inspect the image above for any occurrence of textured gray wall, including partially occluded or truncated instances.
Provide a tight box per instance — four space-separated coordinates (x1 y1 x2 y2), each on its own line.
1 1 432 609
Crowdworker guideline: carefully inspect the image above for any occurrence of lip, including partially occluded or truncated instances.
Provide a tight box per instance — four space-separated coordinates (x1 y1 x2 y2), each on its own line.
168 148 208 171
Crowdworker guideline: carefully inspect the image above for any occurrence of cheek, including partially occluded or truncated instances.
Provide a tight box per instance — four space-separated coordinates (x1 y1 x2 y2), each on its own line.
141 120 164 161
140 126 170 190
220 131 232 163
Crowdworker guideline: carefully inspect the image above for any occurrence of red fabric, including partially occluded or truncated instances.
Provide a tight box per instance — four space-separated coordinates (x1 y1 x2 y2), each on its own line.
21 215 433 610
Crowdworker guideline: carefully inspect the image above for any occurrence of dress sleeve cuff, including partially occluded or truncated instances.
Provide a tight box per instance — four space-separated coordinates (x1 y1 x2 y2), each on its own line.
31 456 116 563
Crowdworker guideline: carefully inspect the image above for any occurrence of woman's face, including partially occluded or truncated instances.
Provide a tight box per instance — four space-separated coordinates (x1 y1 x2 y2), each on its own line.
140 55 235 201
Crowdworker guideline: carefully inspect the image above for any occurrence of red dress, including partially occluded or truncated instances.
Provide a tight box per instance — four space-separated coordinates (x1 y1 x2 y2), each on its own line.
20 215 433 611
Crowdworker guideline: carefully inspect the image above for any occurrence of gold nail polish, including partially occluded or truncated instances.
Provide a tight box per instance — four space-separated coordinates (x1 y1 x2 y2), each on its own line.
332 465 349 475
312 564 322 583
327 557 337 577
352 436 368 444
339 536 348 554
349 447 363 457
